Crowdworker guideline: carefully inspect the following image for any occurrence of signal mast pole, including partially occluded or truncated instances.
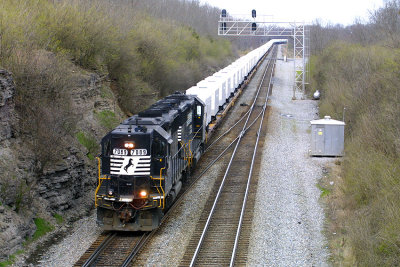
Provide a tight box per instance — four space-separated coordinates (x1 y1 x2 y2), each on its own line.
218 10 309 99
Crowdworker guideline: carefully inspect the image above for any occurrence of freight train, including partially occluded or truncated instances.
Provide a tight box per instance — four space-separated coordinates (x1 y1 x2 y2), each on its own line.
95 39 286 231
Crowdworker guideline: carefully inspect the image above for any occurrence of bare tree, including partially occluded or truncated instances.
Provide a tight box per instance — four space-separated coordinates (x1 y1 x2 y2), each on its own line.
370 0 400 47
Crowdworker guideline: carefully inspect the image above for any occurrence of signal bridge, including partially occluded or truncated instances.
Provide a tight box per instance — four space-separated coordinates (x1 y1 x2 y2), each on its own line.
218 10 309 99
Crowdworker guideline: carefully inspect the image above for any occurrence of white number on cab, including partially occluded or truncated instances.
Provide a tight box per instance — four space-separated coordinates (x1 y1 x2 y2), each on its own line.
113 148 128 156
130 149 147 156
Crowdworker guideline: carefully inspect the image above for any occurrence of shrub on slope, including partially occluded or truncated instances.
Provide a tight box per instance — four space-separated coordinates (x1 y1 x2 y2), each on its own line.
0 0 233 167
312 43 400 266
0 0 233 114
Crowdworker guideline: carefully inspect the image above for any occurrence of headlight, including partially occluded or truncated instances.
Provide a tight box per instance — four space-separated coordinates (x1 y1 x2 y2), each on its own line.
139 190 148 198
124 142 135 149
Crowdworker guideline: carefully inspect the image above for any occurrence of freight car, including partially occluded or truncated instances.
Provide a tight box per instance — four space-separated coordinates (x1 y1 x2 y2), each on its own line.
95 39 286 231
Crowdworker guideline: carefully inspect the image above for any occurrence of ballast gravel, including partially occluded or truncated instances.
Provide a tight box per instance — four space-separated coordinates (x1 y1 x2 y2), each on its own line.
36 212 102 266
246 46 330 266
32 46 331 266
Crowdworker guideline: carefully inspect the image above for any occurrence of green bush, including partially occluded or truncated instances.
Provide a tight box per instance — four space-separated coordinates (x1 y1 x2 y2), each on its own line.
0 258 13 267
316 184 331 198
96 110 119 131
0 250 23 267
22 218 53 247
100 85 114 99
15 180 29 213
76 131 98 160
53 213 64 224
32 218 54 241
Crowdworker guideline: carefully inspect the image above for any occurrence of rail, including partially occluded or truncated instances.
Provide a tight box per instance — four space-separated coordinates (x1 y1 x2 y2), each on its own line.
230 53 276 266
189 51 275 267
120 233 149 267
80 232 117 267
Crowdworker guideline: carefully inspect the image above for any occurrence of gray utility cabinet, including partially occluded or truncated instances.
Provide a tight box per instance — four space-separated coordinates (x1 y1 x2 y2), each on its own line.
310 116 345 156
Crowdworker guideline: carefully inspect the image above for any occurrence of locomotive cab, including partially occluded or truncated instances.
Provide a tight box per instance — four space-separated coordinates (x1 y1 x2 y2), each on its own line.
100 132 152 202
96 128 165 231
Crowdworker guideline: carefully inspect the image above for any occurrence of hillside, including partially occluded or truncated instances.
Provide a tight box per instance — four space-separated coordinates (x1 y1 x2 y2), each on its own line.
0 0 236 263
309 1 400 265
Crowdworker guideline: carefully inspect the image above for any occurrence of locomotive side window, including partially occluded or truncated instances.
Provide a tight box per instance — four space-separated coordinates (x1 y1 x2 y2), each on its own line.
152 137 165 158
178 142 184 158
196 105 202 116
104 139 111 156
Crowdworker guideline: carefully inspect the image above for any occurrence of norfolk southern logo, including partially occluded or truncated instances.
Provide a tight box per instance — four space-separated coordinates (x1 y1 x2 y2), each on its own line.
110 155 151 175
124 159 134 173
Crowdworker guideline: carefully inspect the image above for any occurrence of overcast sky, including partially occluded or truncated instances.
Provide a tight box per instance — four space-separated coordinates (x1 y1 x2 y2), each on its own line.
200 0 385 25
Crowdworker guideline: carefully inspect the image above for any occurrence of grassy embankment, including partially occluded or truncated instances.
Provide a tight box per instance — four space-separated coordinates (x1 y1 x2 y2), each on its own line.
0 0 233 165
0 0 232 112
311 42 400 266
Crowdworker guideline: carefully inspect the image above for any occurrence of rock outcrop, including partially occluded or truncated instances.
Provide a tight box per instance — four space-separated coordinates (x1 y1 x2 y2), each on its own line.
0 68 123 261
0 70 35 260
0 69 16 141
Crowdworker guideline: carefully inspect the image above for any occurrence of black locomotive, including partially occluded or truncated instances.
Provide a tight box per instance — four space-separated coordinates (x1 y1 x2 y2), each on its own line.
96 92 205 231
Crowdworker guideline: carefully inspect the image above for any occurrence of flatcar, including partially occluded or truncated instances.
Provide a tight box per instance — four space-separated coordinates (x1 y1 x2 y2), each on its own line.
95 39 287 231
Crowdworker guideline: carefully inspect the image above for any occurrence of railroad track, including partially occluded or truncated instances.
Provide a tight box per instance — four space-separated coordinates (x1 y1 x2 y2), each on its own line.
74 46 276 267
73 232 147 267
180 47 277 267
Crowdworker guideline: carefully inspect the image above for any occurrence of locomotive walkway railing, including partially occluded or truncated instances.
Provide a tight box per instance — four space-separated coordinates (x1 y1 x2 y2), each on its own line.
94 157 110 207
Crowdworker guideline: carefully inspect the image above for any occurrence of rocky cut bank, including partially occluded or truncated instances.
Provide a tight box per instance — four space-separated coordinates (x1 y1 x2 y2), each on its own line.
0 67 123 261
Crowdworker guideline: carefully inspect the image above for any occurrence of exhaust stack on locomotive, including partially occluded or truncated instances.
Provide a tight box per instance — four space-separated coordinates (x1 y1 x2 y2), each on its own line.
96 92 205 231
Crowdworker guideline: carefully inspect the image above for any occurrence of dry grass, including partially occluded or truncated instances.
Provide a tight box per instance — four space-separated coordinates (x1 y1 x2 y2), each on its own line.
0 0 234 171
319 162 357 266
1 0 233 113
312 43 400 266
6 49 77 169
